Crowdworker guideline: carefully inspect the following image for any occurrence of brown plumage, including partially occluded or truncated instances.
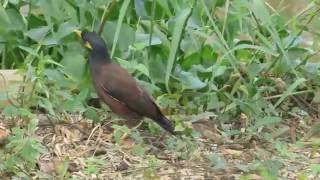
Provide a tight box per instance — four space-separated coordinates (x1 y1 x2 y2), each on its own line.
76 30 175 134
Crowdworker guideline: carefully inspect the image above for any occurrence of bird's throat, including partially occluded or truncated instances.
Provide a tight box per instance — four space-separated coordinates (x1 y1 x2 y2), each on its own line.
88 49 111 65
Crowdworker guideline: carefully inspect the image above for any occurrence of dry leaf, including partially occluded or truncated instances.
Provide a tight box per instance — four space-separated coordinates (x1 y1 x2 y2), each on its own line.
0 125 10 142
121 138 135 150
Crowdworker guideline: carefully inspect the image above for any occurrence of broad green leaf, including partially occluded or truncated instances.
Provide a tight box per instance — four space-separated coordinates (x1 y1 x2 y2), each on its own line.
76 88 89 102
26 26 50 42
136 80 161 95
56 21 77 40
134 0 149 18
0 7 25 31
6 8 25 31
165 7 193 92
116 57 150 77
0 6 11 29
61 51 87 82
134 33 162 50
250 0 271 25
18 46 39 57
103 21 135 52
42 35 60 45
174 66 206 90
39 0 63 25
251 116 282 131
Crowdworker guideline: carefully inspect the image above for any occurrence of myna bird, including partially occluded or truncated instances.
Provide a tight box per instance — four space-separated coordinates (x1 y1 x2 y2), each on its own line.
75 30 175 135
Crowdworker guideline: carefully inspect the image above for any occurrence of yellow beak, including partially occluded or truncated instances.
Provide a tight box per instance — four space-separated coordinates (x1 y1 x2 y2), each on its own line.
84 41 92 49
74 29 92 49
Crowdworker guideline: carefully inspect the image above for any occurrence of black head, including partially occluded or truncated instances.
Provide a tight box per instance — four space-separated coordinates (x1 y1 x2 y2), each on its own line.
80 31 107 51
76 30 110 61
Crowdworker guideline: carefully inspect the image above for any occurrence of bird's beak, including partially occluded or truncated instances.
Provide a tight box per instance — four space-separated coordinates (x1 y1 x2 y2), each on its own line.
74 29 82 38
74 29 92 49
84 41 92 49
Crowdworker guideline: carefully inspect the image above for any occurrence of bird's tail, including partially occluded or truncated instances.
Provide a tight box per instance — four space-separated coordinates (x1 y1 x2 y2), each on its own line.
155 115 175 135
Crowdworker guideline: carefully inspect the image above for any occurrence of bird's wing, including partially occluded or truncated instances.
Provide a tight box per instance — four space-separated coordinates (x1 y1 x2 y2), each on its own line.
96 62 175 134
98 63 160 119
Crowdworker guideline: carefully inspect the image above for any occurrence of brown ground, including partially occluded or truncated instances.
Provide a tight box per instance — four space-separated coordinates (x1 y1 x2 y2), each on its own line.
1 114 320 179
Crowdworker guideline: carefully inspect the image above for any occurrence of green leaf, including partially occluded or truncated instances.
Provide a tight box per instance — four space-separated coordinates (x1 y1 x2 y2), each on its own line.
57 159 70 178
110 0 132 57
115 57 150 77
3 105 19 117
103 21 135 52
250 0 271 25
84 107 100 123
61 51 87 82
208 154 228 169
84 157 105 175
274 78 306 107
26 26 50 42
6 8 25 31
311 164 320 175
39 0 63 25
0 6 11 29
136 80 160 95
134 0 149 19
251 116 282 131
18 46 39 57
165 6 193 92
156 0 172 16
56 21 77 40
132 144 146 156
174 66 206 89
39 98 55 115
76 88 89 102
134 33 162 50
260 160 284 179
223 44 279 59
112 125 130 144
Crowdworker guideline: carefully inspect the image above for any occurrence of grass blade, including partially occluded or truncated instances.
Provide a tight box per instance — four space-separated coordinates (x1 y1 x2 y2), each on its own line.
165 4 194 93
110 0 131 58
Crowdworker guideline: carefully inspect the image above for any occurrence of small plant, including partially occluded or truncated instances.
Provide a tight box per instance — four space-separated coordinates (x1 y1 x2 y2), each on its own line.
84 157 106 176
0 119 46 177
165 135 197 159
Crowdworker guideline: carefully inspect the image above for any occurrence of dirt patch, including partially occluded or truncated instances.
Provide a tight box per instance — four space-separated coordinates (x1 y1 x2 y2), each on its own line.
17 115 317 179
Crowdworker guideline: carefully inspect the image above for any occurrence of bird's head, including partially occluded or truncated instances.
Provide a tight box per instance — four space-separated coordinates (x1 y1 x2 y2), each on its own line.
74 30 107 52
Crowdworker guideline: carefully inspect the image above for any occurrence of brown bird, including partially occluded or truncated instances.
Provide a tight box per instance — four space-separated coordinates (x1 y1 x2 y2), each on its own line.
75 30 175 134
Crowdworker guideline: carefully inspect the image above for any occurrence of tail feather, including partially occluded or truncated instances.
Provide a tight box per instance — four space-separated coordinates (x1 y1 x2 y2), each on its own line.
155 115 175 135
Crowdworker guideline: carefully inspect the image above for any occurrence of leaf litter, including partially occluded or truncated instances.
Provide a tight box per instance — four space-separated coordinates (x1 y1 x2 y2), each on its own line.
13 114 317 179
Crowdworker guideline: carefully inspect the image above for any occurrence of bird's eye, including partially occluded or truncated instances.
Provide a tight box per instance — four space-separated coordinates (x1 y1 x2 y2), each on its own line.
84 41 92 49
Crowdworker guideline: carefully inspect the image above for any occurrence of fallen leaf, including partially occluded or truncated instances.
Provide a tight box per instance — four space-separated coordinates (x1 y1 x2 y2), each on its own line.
37 158 61 175
221 148 243 156
0 125 10 144
115 160 129 171
121 138 135 150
